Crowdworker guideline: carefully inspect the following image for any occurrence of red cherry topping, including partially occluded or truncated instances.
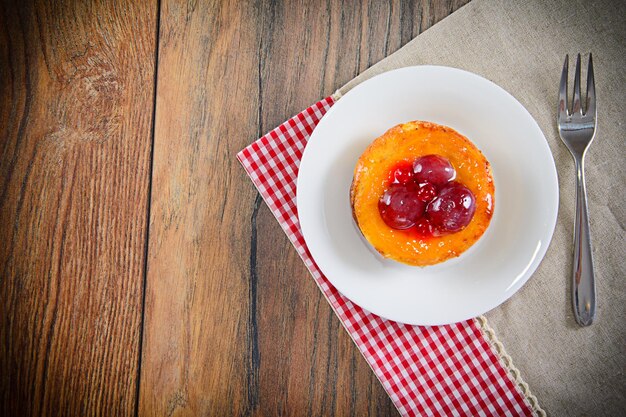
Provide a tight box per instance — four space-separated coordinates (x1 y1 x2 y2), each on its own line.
380 156 477 237
378 183 425 230
413 155 456 186
426 182 476 233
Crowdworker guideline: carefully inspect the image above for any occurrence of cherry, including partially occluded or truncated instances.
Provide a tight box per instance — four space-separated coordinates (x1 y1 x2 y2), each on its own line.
415 181 437 203
378 183 425 230
413 155 456 186
426 182 476 233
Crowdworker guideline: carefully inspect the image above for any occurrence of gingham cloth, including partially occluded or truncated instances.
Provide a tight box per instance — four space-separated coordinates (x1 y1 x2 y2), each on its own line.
237 97 535 417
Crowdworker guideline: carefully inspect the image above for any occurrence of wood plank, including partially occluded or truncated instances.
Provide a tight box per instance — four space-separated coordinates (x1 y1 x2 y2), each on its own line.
138 1 262 414
139 0 469 415
0 1 157 415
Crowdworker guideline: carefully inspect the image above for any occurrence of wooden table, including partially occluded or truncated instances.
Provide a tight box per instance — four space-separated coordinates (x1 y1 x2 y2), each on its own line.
0 1 469 415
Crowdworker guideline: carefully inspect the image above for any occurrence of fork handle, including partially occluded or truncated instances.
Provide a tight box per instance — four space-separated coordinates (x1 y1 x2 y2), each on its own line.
572 157 596 326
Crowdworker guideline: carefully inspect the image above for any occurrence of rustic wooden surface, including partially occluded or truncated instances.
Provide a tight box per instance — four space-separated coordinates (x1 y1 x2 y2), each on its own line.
0 0 158 416
0 0 469 415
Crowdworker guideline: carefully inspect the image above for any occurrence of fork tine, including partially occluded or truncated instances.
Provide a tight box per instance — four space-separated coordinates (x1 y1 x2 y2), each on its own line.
586 53 596 117
559 54 569 119
572 53 582 114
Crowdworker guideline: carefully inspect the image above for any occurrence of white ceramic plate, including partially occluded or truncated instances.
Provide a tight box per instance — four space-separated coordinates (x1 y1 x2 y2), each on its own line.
297 66 558 325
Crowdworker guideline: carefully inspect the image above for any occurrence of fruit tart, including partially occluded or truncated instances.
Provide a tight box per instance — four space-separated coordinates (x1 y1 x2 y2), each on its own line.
350 121 494 266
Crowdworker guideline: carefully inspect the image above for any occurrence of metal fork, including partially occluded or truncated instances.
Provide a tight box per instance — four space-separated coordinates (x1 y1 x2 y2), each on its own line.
557 53 596 326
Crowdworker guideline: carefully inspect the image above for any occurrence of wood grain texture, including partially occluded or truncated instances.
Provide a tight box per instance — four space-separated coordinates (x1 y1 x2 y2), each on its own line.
139 1 469 416
0 1 157 415
137 1 262 415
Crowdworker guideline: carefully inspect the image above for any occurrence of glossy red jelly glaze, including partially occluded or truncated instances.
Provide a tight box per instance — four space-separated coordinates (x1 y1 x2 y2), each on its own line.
415 181 437 202
413 217 435 237
389 161 414 185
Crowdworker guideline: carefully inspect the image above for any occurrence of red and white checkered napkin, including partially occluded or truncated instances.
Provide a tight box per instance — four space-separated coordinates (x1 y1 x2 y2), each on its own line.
238 97 534 417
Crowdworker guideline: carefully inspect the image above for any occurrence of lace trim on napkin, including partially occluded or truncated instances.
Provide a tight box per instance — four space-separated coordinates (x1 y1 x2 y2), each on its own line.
477 316 546 417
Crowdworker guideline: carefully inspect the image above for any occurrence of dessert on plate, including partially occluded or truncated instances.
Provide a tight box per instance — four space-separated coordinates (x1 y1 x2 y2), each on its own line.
350 121 494 266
